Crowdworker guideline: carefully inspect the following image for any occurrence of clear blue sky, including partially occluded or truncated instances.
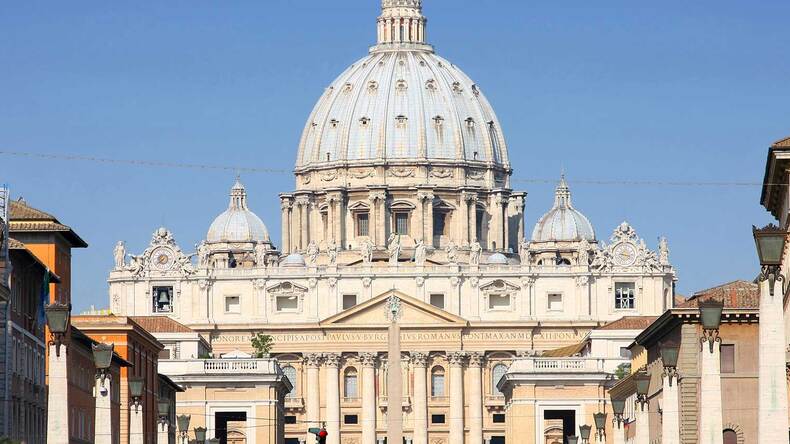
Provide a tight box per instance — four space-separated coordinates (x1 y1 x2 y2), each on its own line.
2 1 788 313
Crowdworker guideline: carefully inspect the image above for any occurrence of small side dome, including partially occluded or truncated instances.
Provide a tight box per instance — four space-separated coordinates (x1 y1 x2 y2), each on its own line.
486 252 509 265
207 178 270 243
281 253 306 267
532 176 595 242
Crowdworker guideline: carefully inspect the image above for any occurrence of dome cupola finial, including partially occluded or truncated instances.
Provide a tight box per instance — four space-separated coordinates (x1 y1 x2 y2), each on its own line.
229 176 249 210
554 174 572 208
375 0 429 49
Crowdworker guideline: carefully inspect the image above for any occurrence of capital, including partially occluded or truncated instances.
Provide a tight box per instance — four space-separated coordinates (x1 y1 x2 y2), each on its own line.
304 353 323 368
359 352 378 367
447 351 466 366
467 351 484 367
410 351 429 367
323 352 342 368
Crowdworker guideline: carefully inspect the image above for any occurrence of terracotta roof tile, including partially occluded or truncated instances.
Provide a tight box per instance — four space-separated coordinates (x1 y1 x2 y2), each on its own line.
772 136 790 148
673 294 687 307
597 316 657 331
9 200 57 221
7 238 25 249
130 316 195 334
541 341 587 357
680 280 759 308
8 200 87 248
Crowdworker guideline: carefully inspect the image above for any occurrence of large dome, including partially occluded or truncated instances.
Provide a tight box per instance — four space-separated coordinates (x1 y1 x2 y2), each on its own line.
532 176 596 243
207 179 270 243
295 1 508 170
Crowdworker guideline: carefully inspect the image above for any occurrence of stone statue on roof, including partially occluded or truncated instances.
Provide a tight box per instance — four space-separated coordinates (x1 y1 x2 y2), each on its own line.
113 241 126 270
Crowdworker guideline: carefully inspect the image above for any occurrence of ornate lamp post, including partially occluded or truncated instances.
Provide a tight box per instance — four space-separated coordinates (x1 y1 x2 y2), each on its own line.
634 371 651 444
698 299 724 444
593 412 607 442
45 302 71 444
129 376 145 444
579 424 592 444
92 342 115 444
752 224 790 442
157 401 170 444
194 426 207 444
177 414 191 444
611 397 626 444
659 342 680 444
567 435 579 444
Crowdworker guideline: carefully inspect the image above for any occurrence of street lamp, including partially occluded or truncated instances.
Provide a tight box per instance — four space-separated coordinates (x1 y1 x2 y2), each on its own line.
177 414 191 444
634 371 650 409
567 435 579 444
579 424 591 443
699 299 724 352
753 224 787 296
45 302 71 356
610 396 626 428
206 439 220 444
158 400 170 425
659 342 680 386
194 426 207 443
593 412 607 440
92 343 114 386
129 376 145 410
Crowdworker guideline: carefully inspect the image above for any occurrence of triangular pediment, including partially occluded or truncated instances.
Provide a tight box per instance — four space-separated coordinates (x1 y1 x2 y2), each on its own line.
321 290 468 328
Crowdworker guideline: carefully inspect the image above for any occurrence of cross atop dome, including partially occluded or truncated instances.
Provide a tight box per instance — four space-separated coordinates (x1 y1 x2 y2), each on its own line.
375 0 429 49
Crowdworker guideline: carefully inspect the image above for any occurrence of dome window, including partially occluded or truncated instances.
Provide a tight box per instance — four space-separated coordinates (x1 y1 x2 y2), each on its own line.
452 82 463 93
425 79 436 90
395 115 408 127
395 79 408 92
472 84 480 96
329 119 340 129
343 82 353 93
465 117 475 129
359 117 370 127
432 115 444 128
367 80 378 92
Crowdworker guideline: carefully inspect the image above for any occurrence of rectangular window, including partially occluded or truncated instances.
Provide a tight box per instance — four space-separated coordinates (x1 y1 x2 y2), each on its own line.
720 344 735 373
356 213 369 237
284 415 297 425
547 293 563 311
430 293 445 309
619 347 632 359
489 293 511 310
431 373 445 397
433 212 447 237
431 414 446 424
158 349 171 360
343 294 357 310
224 296 240 313
152 286 173 313
394 212 409 235
614 282 636 309
276 295 299 312
493 413 506 424
344 415 359 425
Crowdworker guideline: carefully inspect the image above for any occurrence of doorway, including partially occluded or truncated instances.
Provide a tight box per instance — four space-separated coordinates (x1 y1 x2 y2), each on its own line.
544 410 575 444
215 411 247 444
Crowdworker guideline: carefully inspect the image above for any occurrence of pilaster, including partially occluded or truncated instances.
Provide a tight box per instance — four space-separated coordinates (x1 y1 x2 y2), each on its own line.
324 352 342 444
411 352 429 444
447 351 466 444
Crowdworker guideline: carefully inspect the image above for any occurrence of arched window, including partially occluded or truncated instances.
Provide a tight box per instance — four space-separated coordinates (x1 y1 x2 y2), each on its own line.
431 366 445 397
723 429 738 444
344 367 358 398
282 365 297 397
491 364 508 395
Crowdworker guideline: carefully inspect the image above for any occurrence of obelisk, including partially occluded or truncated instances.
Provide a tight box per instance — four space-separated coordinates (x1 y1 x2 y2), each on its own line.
386 295 403 444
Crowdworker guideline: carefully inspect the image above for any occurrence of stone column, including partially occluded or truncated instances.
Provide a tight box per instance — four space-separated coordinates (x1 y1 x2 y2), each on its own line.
514 195 525 246
420 192 434 247
661 366 680 444
46 344 69 444
280 198 292 254
503 198 512 251
298 197 310 250
467 352 484 444
324 353 342 444
293 200 303 251
95 376 113 444
157 421 169 444
758 276 789 438
634 398 649 444
305 354 323 443
468 194 478 243
459 191 469 245
411 352 429 444
490 194 504 251
699 338 723 444
448 351 466 444
130 402 144 444
387 318 403 444
360 353 378 444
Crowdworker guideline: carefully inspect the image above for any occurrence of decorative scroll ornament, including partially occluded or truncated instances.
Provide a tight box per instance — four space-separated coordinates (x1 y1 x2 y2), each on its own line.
127 227 195 278
320 170 338 181
385 295 403 322
388 167 415 178
429 168 454 179
415 276 425 287
591 222 663 273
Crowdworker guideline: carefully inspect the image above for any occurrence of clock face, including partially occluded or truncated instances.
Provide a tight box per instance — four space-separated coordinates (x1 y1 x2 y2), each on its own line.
612 243 637 267
151 247 174 271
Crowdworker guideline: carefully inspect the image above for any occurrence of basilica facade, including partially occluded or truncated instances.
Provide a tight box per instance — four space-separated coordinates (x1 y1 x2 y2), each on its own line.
107 2 676 443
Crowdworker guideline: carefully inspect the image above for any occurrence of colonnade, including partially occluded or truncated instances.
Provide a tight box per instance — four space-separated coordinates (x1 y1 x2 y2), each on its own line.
300 350 488 444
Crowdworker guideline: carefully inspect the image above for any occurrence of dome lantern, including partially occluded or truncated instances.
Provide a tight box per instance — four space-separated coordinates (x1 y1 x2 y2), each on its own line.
375 0 429 50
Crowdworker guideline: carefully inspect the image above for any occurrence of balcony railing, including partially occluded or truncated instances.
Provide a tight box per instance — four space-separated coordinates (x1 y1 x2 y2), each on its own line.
159 358 281 377
508 357 627 374
285 396 304 409
378 396 412 411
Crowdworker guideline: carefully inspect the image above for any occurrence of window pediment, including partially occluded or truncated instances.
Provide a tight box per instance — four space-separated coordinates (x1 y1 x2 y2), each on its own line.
479 279 519 293
267 281 308 295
